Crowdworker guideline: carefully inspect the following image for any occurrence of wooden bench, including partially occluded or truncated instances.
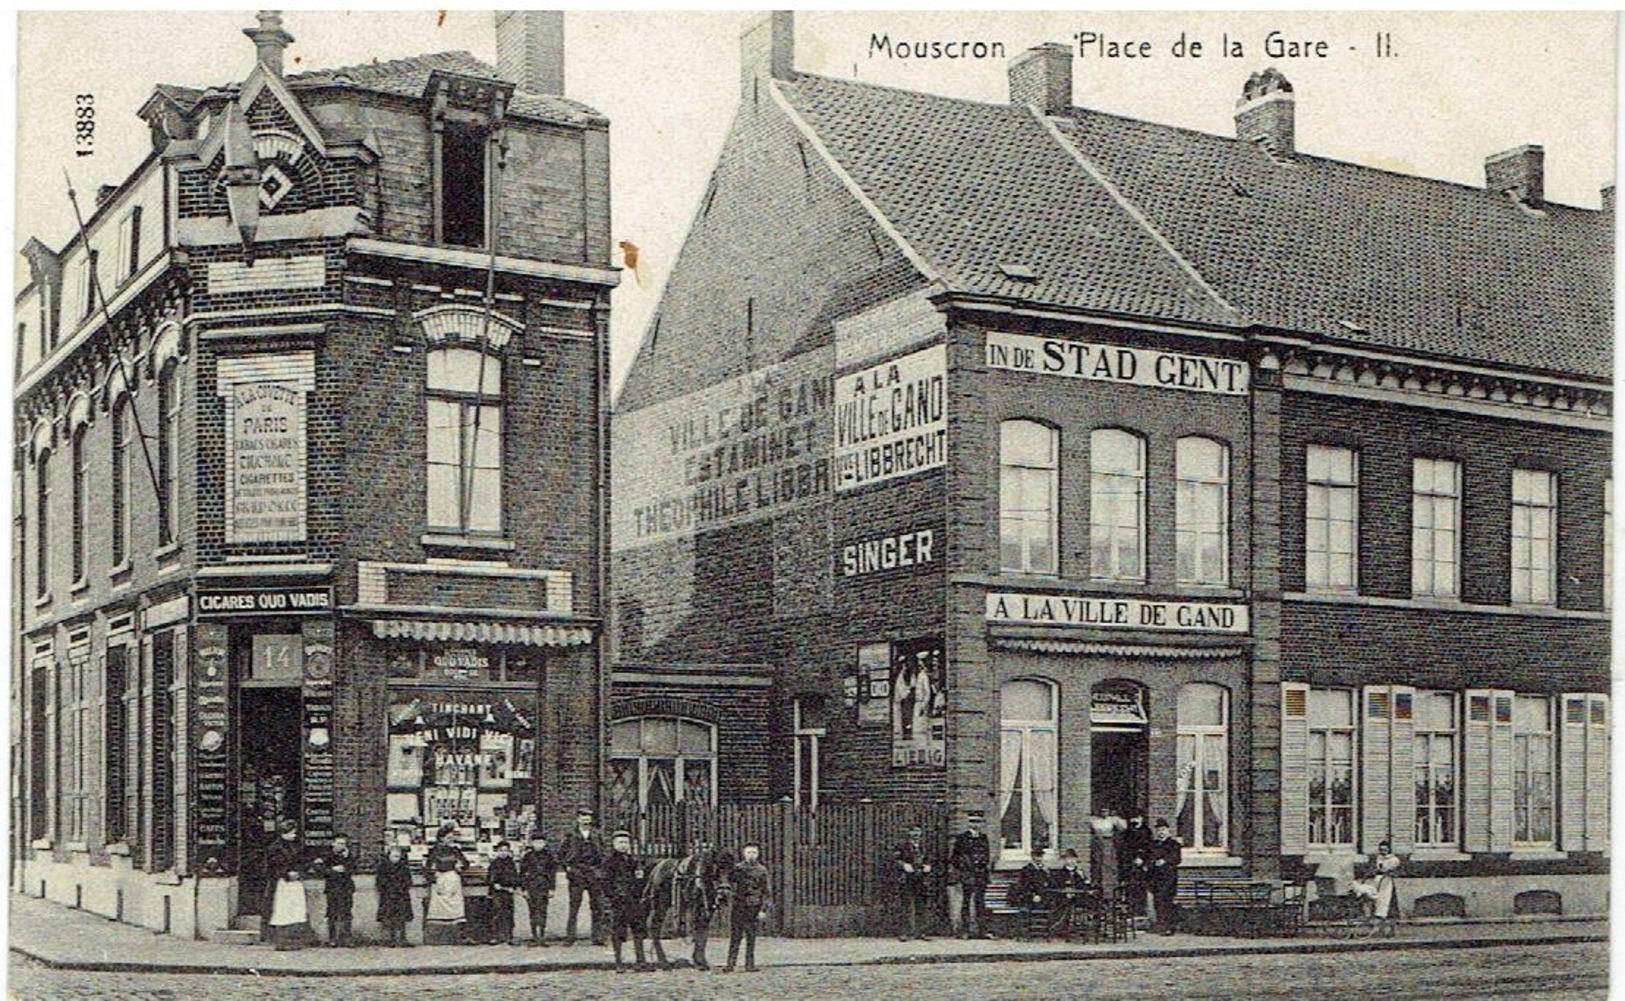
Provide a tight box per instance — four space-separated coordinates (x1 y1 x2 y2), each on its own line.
1174 876 1304 938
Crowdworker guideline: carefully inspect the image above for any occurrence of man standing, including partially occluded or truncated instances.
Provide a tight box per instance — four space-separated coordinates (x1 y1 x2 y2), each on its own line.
600 830 650 971
1122 813 1153 920
1147 818 1183 935
722 841 770 973
311 834 356 947
559 809 607 946
947 811 994 939
486 840 521 945
519 830 559 946
892 825 935 940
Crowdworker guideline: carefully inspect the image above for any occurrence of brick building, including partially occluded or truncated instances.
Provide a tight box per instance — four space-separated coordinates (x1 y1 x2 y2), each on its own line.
610 14 1611 917
13 12 615 938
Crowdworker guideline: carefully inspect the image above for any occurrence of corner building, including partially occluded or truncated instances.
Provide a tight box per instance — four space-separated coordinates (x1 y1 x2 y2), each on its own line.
14 12 614 938
611 15 1610 917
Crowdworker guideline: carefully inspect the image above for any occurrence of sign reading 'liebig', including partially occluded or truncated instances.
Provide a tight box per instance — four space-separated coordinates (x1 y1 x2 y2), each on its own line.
985 331 1249 396
986 592 1249 634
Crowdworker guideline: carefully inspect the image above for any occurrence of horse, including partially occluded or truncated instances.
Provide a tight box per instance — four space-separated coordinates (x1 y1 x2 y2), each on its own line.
642 844 725 969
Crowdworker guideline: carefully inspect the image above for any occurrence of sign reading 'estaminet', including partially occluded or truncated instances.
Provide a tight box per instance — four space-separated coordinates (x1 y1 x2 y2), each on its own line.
833 343 948 492
985 331 1249 396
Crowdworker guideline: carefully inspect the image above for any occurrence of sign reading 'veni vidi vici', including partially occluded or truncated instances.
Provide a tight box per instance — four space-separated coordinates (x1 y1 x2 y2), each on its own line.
834 343 948 492
985 331 1249 396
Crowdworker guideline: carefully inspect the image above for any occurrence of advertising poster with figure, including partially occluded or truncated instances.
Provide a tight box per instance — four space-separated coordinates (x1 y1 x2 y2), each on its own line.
891 636 946 768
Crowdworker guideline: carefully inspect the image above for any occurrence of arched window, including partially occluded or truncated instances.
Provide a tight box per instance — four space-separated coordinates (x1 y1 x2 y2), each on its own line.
110 397 130 566
999 420 1058 574
71 424 88 583
1176 437 1229 585
1090 429 1145 581
426 347 503 535
35 448 51 597
999 678 1058 858
608 716 717 820
157 361 180 546
1176 683 1229 854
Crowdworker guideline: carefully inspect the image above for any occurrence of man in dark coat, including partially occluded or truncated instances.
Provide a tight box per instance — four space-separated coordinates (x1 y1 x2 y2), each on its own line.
518 830 559 946
892 825 936 940
1122 814 1153 919
486 840 522 945
311 834 356 947
722 841 770 973
558 809 607 946
947 811 994 939
1146 818 1183 935
1049 848 1091 940
1013 845 1049 937
600 830 650 971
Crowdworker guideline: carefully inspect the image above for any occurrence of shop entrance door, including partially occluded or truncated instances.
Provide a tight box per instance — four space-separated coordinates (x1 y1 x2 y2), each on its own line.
236 686 303 918
1090 680 1150 820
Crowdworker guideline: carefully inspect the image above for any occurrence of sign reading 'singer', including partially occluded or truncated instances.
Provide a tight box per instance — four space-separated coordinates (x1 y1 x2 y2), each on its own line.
834 344 947 492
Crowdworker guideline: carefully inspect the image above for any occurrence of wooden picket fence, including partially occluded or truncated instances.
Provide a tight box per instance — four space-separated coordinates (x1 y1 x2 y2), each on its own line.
604 801 949 936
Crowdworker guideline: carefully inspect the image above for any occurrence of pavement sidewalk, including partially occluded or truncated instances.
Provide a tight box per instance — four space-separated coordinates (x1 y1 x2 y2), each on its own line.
7 893 1607 978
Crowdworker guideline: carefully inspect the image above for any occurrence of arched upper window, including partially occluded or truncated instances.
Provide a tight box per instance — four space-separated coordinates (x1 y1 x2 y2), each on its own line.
157 361 181 546
426 347 503 535
35 448 51 597
999 678 1058 858
608 715 718 821
999 420 1057 574
1176 437 1230 585
1090 429 1145 581
1176 683 1230 854
110 397 130 566
71 424 88 583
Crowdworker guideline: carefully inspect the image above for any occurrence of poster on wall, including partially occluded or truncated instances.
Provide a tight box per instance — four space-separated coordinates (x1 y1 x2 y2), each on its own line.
856 642 891 726
890 636 946 768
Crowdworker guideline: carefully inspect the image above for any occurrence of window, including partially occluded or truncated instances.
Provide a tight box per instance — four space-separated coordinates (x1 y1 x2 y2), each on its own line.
1512 695 1554 846
111 399 130 566
1412 458 1461 598
79 251 99 319
608 716 717 820
118 207 143 281
999 420 1057 574
1604 480 1612 611
1090 429 1144 581
1307 688 1356 847
1176 683 1229 853
792 697 826 809
1176 437 1229 585
28 656 50 839
1306 445 1358 591
104 644 129 841
60 642 91 842
36 448 51 597
441 122 488 248
71 425 87 583
157 362 180 546
426 347 503 535
1511 470 1557 605
999 679 1058 857
1413 691 1458 847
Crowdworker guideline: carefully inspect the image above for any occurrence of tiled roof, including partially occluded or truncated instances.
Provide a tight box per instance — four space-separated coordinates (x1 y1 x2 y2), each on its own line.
779 74 1240 330
287 51 604 124
779 73 1610 380
152 84 204 111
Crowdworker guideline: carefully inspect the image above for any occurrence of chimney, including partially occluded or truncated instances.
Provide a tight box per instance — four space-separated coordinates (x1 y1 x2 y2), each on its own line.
95 184 119 207
1485 145 1545 207
243 10 294 78
1602 185 1615 214
1235 68 1295 157
495 11 565 95
740 11 794 104
1009 43 1073 116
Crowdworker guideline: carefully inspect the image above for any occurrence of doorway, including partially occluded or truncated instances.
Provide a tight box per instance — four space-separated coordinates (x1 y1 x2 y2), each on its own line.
236 686 303 917
1090 680 1149 820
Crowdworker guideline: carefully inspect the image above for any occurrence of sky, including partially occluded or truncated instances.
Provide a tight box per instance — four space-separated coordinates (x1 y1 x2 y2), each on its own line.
12 10 1618 400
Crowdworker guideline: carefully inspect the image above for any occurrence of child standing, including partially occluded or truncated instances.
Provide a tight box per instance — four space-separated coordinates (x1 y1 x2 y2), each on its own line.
519 831 559 946
376 844 415 947
487 840 521 945
313 834 357 947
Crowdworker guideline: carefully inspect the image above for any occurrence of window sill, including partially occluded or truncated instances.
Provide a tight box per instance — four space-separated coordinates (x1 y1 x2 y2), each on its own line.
421 533 515 552
153 540 183 561
32 593 53 610
1508 848 1567 861
1409 848 1472 861
30 838 52 850
108 561 133 584
66 841 88 853
69 578 90 598
106 841 132 857
1183 854 1244 868
1300 849 1362 866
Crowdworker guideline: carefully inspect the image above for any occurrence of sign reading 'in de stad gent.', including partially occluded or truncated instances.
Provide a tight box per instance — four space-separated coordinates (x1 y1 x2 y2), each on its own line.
985 331 1249 396
986 592 1250 633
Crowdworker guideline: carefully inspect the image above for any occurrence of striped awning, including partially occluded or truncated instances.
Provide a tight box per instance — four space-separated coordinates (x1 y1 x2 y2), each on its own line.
990 638 1244 659
369 618 594 647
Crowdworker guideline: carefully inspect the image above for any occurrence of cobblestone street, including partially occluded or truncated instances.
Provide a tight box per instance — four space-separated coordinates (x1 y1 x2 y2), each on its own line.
8 942 1607 1001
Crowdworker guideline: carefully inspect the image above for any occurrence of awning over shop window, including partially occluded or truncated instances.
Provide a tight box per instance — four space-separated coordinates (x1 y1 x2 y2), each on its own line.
370 618 594 647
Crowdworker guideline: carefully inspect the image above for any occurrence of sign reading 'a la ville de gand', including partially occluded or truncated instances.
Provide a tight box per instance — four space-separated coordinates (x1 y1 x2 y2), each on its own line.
985 331 1249 396
986 592 1250 634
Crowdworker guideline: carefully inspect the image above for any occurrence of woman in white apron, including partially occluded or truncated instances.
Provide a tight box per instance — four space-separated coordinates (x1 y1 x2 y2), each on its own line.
266 823 312 951
423 824 469 944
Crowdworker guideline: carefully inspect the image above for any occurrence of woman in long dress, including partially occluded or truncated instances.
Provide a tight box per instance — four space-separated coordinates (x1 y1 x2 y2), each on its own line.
423 825 469 944
266 825 311 950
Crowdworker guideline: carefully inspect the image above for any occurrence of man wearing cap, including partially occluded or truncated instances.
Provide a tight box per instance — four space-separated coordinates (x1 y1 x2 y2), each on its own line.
892 825 936 940
558 809 607 946
947 811 994 939
1146 818 1183 935
722 841 770 973
601 830 651 971
519 830 560 945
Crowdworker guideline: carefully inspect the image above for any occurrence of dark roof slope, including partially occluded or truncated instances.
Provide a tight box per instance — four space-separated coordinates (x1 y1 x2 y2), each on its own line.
778 74 1241 330
290 51 604 124
1053 108 1612 379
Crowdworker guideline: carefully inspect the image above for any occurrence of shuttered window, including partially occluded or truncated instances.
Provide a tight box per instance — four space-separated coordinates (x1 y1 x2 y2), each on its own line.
1412 691 1458 848
1512 695 1554 846
1307 689 1356 848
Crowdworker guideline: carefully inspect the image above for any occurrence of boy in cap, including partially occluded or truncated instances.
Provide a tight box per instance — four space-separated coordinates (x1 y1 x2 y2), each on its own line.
892 824 935 940
311 834 356 947
486 839 521 945
601 829 650 971
722 842 770 973
519 830 559 945
1146 818 1183 935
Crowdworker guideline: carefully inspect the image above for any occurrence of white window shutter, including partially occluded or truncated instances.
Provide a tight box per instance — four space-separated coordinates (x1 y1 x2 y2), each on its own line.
1463 690 1493 852
1585 695 1609 853
1559 694 1588 852
1389 686 1416 854
1360 686 1391 853
1280 682 1310 855
1489 690 1515 852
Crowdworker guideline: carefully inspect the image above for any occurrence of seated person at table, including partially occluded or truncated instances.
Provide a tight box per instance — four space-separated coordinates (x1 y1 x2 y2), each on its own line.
1048 848 1092 938
1013 846 1049 934
1051 849 1089 892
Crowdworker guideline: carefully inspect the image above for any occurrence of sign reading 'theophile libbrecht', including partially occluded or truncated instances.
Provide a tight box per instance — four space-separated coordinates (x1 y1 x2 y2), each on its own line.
985 331 1249 396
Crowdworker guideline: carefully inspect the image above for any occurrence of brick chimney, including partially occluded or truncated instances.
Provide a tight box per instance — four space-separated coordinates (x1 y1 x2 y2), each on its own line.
243 10 294 78
1485 145 1545 207
496 11 565 95
1602 184 1615 214
740 11 794 104
1009 43 1073 116
1235 68 1295 157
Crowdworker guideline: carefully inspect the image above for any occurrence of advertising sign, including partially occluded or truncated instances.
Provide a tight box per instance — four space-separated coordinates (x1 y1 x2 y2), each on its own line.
228 381 308 542
891 636 946 768
834 344 948 492
986 592 1250 634
985 331 1249 396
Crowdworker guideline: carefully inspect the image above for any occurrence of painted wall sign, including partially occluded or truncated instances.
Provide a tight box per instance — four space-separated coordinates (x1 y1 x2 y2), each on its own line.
834 344 948 492
839 527 937 579
192 623 232 871
986 592 1250 634
612 346 834 549
302 619 336 847
1090 689 1149 728
197 587 332 617
229 381 308 541
891 636 946 769
985 331 1249 396
856 642 892 726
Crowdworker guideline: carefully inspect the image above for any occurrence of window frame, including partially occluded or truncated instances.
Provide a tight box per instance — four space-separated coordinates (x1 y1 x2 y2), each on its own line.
1176 436 1230 586
439 119 491 250
71 424 88 585
1411 457 1462 599
607 715 720 817
110 397 130 567
157 362 181 547
1306 687 1357 850
998 419 1058 576
425 346 505 537
1512 694 1555 848
1510 469 1558 606
1412 690 1459 848
1089 428 1146 582
1305 445 1360 593
1604 479 1612 611
36 447 51 598
1176 682 1230 855
999 677 1059 861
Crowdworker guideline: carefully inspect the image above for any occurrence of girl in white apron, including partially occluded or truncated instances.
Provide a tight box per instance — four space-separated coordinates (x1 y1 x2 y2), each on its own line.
423 825 469 944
